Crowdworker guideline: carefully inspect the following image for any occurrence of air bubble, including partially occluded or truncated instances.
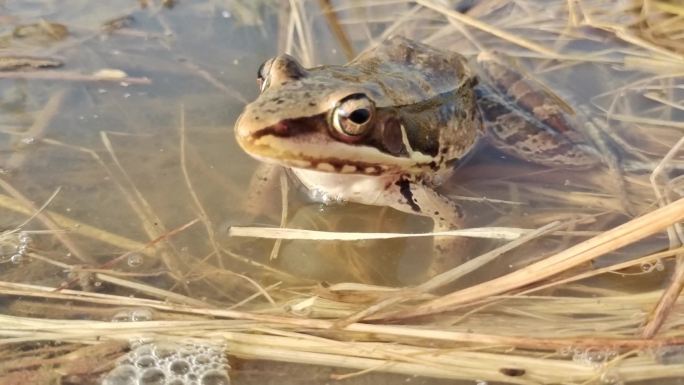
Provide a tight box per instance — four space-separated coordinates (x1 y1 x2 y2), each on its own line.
130 308 153 322
558 346 573 357
139 368 165 385
112 311 132 322
153 344 175 359
604 349 618 360
18 232 30 243
127 253 143 267
193 354 211 365
169 359 191 375
135 344 154 356
640 262 654 272
572 348 618 368
111 308 153 322
201 370 231 385
585 347 606 362
135 355 156 368
10 253 23 264
654 260 665 271
600 370 623 385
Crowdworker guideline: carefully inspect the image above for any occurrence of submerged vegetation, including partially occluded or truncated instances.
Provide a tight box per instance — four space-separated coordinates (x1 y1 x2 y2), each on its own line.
0 0 683 384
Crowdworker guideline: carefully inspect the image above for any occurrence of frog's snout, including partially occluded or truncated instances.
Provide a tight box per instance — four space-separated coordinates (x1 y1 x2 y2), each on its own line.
235 107 291 144
234 106 262 142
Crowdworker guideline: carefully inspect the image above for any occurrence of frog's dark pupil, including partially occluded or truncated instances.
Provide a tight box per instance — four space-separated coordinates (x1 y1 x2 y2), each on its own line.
349 109 370 124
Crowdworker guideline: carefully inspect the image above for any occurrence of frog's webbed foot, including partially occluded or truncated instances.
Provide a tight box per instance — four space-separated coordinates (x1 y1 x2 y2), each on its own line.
386 179 466 278
472 51 600 169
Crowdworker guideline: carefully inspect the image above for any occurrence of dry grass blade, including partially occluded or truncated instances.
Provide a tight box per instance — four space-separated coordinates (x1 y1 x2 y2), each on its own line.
179 105 222 266
520 246 684 295
416 0 560 57
391 197 684 318
641 136 684 337
228 225 577 241
0 71 151 83
94 272 210 307
268 172 289 260
1 285 684 352
335 221 563 326
318 0 355 60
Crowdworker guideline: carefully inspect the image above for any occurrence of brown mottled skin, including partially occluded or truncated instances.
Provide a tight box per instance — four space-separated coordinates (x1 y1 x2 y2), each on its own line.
473 51 599 167
234 36 599 277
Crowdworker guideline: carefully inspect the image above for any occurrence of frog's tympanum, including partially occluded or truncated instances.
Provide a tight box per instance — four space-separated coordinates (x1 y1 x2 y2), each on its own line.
234 36 599 276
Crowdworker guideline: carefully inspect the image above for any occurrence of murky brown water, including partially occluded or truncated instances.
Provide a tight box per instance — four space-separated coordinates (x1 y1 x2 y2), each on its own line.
1 1 683 384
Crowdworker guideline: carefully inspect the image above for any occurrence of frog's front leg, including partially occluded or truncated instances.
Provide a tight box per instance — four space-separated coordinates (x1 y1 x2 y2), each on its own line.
385 178 466 278
244 163 284 220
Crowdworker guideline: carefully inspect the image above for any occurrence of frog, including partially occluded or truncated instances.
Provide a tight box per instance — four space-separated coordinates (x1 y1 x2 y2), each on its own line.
234 36 601 277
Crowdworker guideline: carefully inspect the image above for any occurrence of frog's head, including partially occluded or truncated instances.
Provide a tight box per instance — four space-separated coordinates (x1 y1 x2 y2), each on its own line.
234 54 438 176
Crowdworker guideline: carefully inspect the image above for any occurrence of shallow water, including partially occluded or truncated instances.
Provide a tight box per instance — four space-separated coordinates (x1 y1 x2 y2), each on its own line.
1 1 683 384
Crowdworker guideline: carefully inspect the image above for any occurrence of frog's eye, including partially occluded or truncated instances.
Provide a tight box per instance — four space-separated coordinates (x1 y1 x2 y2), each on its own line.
257 58 274 92
331 94 375 139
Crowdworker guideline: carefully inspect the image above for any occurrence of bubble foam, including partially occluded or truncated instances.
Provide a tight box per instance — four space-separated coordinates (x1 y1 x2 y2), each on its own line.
101 341 230 385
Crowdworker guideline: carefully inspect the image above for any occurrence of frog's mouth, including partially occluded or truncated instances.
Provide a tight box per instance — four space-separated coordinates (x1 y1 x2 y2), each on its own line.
235 116 436 176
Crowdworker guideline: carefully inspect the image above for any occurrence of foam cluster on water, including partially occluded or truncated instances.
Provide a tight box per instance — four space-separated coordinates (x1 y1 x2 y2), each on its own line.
102 341 230 385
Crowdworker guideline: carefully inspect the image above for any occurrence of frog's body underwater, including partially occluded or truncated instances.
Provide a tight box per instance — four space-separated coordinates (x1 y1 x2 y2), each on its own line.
234 36 600 276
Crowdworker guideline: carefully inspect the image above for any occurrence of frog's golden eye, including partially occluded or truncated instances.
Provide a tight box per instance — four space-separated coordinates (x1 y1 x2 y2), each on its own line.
257 58 274 93
331 94 375 139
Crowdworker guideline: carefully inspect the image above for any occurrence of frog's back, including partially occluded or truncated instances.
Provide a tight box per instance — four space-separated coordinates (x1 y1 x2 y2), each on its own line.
348 36 473 104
